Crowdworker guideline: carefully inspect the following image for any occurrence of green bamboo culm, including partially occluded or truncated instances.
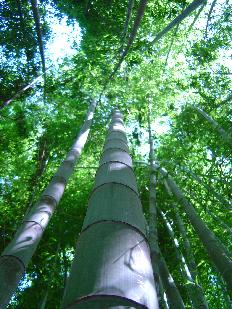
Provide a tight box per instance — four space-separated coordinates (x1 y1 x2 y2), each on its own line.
0 100 97 308
61 110 159 308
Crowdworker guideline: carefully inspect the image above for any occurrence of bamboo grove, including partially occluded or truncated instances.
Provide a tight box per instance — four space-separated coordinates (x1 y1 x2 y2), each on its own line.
0 0 231 308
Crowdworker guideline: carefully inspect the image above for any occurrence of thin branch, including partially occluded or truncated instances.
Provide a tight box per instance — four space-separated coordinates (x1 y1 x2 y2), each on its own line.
215 92 232 108
204 0 217 38
163 24 179 69
0 68 50 110
188 3 205 32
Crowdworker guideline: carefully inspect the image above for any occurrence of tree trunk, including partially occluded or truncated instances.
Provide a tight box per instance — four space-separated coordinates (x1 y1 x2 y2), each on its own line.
61 110 158 308
158 276 169 309
175 210 196 268
158 166 232 292
16 0 31 66
204 0 217 38
204 208 232 237
188 3 205 32
220 278 232 308
62 249 68 290
25 131 50 214
147 107 160 294
164 24 179 68
0 100 97 308
192 105 232 146
38 290 48 309
176 181 232 238
84 0 91 15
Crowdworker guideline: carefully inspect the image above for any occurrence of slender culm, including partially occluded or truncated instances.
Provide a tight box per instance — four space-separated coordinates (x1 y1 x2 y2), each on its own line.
31 0 46 74
174 209 208 308
147 113 185 309
147 109 161 298
61 110 158 308
159 208 208 308
121 0 134 44
150 0 206 46
0 70 48 110
158 252 185 309
0 100 97 308
111 0 148 78
192 105 232 147
158 166 232 292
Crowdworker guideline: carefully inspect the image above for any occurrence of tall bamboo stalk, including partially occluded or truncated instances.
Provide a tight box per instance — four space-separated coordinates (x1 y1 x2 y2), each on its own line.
174 209 209 308
158 165 232 292
159 208 208 308
0 69 49 110
121 0 134 44
0 100 97 308
31 0 46 74
111 0 148 78
61 110 158 308
147 110 185 309
147 108 160 293
158 252 185 309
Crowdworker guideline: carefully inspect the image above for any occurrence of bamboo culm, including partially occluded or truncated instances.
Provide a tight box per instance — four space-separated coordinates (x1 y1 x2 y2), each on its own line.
0 100 97 308
159 208 208 308
111 0 147 78
61 110 158 308
0 70 49 110
174 209 209 308
31 0 46 74
157 165 232 292
192 105 232 146
147 113 184 309
158 251 185 309
150 0 206 46
121 0 135 44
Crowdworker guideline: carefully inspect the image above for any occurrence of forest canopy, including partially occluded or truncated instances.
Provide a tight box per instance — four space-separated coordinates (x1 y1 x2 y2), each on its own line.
0 0 231 308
